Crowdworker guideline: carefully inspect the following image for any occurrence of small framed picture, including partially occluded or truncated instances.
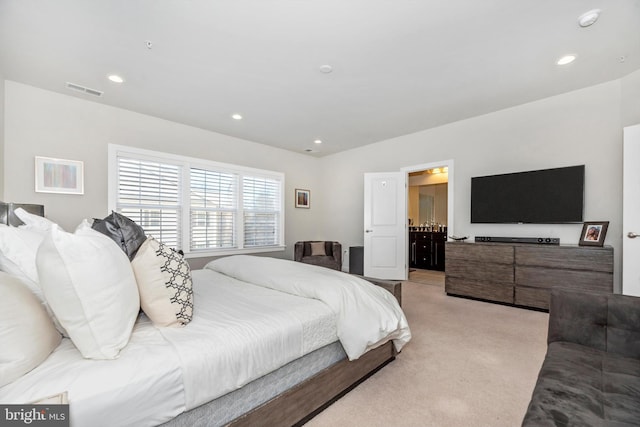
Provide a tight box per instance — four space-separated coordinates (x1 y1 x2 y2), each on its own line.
295 189 310 209
35 156 84 195
579 221 609 247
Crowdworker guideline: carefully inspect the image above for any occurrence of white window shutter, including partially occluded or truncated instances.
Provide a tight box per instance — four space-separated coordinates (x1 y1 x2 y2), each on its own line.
190 168 237 250
243 176 281 247
116 157 181 249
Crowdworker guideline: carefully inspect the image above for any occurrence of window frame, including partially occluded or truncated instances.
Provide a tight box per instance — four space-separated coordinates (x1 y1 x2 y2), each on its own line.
108 144 285 258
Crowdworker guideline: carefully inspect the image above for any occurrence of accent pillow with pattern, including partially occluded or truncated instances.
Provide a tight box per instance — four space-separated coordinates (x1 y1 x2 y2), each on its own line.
131 236 193 327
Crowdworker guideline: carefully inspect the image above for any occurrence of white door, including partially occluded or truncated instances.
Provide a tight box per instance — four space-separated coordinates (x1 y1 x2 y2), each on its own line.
623 124 640 296
363 172 407 280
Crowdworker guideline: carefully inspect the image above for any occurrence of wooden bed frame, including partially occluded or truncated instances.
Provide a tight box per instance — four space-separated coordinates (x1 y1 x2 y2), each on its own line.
230 341 396 426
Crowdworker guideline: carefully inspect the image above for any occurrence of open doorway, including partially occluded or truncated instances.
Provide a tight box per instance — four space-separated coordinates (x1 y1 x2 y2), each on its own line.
401 160 454 285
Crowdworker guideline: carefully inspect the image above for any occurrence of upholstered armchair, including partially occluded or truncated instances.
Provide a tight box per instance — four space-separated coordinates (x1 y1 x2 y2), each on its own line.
294 241 342 271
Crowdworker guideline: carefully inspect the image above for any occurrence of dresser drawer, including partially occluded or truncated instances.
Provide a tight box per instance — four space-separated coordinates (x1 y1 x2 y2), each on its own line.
514 286 549 310
515 246 613 273
445 277 514 304
515 266 613 292
446 260 513 284
446 243 513 264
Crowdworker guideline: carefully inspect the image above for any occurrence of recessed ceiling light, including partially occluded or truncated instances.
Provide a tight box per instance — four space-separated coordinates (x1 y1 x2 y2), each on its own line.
231 114 243 120
314 139 322 144
319 65 333 74
557 55 577 65
578 9 600 27
108 74 124 83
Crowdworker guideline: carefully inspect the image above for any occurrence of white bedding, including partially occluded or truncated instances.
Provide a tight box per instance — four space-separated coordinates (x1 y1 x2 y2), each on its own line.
160 268 337 410
0 265 338 425
0 315 185 427
206 255 412 360
0 255 409 426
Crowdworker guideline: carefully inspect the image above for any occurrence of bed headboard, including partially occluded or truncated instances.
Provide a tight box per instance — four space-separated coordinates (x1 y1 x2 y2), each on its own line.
0 202 45 226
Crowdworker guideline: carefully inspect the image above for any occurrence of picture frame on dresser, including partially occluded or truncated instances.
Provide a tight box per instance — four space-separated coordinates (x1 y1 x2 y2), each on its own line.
579 221 608 247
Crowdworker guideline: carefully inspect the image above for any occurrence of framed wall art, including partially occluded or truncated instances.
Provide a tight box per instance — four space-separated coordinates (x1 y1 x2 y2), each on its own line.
35 156 84 195
295 189 310 208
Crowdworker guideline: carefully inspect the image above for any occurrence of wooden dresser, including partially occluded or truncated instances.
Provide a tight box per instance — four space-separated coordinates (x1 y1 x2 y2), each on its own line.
445 241 613 310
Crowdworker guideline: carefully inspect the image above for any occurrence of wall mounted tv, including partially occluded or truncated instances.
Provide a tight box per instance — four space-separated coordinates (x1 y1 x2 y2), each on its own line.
471 165 585 224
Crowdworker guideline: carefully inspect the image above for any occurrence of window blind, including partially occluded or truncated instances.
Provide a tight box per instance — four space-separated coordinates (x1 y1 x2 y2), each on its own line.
243 176 280 247
116 157 181 248
111 145 284 255
190 168 237 250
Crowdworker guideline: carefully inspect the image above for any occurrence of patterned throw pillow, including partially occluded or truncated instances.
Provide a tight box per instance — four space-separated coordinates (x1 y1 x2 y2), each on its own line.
131 236 193 327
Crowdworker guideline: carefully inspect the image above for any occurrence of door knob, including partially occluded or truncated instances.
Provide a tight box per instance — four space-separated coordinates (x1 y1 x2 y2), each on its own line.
365 229 373 233
628 232 639 239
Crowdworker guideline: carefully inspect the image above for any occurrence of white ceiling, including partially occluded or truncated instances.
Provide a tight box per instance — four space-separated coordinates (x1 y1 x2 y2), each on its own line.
1 0 639 157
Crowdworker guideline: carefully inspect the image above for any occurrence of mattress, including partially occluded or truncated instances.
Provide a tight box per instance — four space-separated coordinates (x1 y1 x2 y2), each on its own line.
0 268 338 427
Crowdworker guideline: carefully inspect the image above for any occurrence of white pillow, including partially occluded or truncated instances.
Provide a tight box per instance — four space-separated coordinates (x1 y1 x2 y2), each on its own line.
132 236 193 327
0 224 68 335
0 272 61 387
0 252 41 297
14 207 57 232
0 248 69 337
0 224 46 286
36 223 140 359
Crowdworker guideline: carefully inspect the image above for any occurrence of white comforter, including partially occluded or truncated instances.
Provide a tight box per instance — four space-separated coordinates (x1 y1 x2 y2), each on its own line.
160 268 337 410
206 255 412 360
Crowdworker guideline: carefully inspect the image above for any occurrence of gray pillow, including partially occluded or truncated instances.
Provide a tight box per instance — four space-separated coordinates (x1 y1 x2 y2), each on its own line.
92 211 146 260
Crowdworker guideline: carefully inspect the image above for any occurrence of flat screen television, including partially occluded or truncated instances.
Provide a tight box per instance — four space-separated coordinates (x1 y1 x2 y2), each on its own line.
471 165 585 224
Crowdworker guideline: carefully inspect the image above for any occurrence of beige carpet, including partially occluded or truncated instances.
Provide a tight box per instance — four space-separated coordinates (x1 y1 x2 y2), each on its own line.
306 271 549 427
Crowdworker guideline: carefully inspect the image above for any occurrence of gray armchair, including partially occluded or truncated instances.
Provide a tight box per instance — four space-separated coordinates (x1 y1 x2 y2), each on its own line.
294 241 342 271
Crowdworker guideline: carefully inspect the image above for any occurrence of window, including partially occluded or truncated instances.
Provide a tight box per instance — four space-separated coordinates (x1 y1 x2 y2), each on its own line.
190 168 237 250
116 157 181 248
109 145 284 257
243 176 281 247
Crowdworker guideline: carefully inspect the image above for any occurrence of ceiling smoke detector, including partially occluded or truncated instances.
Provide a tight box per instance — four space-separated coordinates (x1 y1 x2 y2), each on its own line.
578 9 600 27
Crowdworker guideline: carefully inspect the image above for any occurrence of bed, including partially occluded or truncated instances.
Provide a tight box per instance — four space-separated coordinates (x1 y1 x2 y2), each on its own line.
0 202 411 426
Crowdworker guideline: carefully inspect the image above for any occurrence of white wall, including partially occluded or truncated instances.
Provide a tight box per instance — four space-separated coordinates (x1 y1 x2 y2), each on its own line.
320 80 626 291
3 81 324 264
4 75 640 283
622 68 640 128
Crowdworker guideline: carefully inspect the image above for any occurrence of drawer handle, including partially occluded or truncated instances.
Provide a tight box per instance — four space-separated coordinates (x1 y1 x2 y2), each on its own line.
628 232 639 239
